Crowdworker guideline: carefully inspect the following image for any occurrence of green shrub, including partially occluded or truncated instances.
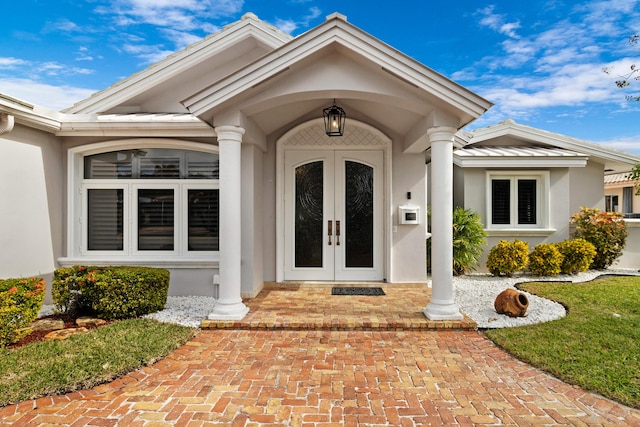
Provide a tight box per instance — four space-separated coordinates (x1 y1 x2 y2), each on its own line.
486 239 529 276
452 207 487 275
0 277 46 347
53 266 169 320
52 266 95 316
555 238 597 274
528 243 563 276
570 207 627 269
89 267 169 319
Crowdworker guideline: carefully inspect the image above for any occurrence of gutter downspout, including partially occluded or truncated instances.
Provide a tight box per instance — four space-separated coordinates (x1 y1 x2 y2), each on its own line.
0 113 15 135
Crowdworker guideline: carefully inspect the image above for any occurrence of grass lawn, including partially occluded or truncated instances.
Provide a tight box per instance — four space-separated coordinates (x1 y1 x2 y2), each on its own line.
0 318 196 407
485 275 640 409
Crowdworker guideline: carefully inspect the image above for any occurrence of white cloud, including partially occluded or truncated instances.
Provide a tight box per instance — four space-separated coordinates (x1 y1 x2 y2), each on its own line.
0 57 28 69
0 78 96 111
477 6 521 38
275 19 298 35
122 44 175 64
105 0 244 31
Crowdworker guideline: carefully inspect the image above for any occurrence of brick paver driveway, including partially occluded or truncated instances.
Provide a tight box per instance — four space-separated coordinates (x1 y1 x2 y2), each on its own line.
2 329 639 426
2 284 639 426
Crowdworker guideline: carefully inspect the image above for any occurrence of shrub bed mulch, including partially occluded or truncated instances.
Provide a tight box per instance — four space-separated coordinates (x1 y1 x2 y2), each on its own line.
7 315 112 349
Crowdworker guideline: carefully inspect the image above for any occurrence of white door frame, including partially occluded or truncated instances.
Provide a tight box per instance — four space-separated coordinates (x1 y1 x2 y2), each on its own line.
276 118 391 282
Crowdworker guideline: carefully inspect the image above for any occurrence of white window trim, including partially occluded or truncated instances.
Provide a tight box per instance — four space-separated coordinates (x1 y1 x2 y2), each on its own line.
485 171 550 230
65 139 220 265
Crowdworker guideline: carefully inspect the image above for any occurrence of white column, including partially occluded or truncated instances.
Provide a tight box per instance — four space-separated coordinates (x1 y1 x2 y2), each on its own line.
208 125 249 320
424 127 463 320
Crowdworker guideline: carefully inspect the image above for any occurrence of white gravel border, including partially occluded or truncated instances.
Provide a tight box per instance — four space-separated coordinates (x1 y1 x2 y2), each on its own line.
40 269 638 329
455 269 639 328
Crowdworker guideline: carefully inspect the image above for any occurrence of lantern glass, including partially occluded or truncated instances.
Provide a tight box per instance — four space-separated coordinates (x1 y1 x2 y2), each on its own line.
323 103 346 136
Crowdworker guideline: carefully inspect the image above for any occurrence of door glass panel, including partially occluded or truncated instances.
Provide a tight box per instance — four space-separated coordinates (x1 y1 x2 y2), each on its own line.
188 189 219 251
138 189 174 250
345 161 374 268
295 161 323 267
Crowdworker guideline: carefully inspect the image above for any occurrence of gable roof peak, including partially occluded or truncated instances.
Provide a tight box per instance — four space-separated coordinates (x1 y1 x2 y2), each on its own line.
325 12 348 22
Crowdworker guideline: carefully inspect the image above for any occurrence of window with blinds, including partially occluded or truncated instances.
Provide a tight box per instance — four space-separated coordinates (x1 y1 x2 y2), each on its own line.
491 179 511 224
489 173 545 229
517 180 536 225
87 189 123 250
84 149 218 179
82 148 219 256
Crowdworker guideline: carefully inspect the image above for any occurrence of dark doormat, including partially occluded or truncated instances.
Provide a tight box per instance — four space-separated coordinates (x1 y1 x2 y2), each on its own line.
331 287 385 296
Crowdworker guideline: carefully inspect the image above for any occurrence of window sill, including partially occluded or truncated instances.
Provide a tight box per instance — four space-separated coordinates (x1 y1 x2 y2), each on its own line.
57 257 219 269
485 229 556 237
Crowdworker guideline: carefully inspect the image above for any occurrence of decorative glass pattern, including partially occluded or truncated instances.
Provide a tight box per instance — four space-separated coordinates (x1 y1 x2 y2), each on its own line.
295 161 323 268
345 161 374 268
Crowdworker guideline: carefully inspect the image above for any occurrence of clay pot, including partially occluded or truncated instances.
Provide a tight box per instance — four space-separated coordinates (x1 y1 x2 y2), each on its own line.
494 288 529 317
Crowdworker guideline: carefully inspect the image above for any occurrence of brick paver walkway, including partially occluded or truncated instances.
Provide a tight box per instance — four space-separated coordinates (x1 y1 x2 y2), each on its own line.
2 284 639 426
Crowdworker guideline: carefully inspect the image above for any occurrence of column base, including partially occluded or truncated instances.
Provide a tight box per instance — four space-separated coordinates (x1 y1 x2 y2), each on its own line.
208 300 250 321
423 299 464 321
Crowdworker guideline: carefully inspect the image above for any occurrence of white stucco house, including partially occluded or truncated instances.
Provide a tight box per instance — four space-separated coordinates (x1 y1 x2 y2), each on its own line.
1 13 639 321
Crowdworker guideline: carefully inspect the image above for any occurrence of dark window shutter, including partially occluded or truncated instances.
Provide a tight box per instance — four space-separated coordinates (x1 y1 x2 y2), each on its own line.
518 179 536 224
492 179 511 224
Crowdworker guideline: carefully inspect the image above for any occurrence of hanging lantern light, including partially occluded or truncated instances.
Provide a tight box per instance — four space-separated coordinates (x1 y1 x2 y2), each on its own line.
323 100 346 137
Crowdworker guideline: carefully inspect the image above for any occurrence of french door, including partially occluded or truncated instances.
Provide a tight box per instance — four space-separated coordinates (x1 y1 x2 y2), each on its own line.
284 149 383 281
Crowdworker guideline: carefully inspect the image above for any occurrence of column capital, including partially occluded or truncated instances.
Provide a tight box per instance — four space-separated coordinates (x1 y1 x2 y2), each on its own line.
427 126 457 143
215 125 245 142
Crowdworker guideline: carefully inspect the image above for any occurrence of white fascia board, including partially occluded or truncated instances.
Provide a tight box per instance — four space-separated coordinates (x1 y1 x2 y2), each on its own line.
0 96 61 132
453 155 588 168
64 18 290 114
183 18 492 120
57 114 215 137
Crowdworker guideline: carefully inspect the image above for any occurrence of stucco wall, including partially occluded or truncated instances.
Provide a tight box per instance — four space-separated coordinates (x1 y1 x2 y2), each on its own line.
615 220 640 270
0 125 63 291
461 164 604 273
391 143 428 283
241 143 265 296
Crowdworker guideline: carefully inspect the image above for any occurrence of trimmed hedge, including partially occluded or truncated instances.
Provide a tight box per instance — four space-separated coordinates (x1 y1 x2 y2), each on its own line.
53 266 169 320
555 238 596 274
0 277 46 347
486 239 529 277
528 243 563 276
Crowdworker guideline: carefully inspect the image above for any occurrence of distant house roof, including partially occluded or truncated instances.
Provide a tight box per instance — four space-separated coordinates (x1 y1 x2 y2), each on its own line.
604 173 634 184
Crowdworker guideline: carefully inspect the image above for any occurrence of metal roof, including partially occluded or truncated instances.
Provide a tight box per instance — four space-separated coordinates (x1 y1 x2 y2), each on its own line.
455 146 586 158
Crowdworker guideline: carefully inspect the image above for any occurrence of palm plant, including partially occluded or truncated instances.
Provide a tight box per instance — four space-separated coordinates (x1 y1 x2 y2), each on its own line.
452 207 487 275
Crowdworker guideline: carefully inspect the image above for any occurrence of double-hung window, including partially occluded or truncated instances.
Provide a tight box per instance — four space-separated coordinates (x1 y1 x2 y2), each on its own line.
80 148 219 258
487 171 548 229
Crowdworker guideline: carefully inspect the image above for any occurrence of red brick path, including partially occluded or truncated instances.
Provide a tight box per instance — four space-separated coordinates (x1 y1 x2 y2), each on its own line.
2 284 639 426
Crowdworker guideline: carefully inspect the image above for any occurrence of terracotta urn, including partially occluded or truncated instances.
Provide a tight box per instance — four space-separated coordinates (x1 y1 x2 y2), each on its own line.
494 288 529 317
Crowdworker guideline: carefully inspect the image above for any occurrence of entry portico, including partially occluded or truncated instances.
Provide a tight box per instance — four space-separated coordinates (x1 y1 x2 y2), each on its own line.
181 13 491 320
0 12 492 322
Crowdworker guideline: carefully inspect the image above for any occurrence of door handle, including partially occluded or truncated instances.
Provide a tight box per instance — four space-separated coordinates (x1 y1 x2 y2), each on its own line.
336 220 341 246
328 220 332 245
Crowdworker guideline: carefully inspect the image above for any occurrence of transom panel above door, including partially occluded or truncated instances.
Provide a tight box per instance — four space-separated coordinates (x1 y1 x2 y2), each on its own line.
283 149 384 281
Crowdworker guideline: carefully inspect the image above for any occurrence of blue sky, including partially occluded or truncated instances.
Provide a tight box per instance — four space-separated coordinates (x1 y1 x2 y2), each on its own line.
1 0 639 153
